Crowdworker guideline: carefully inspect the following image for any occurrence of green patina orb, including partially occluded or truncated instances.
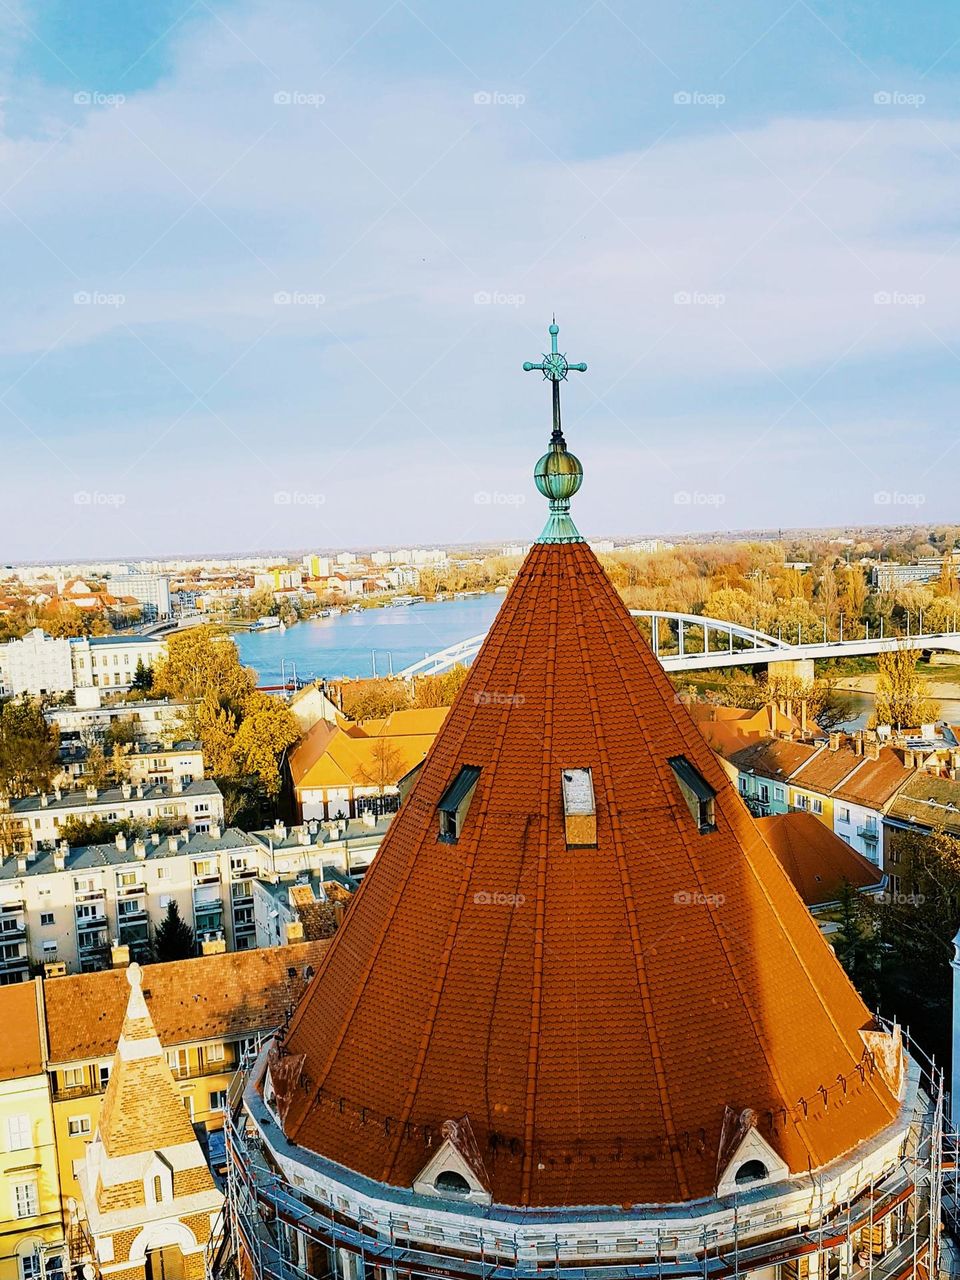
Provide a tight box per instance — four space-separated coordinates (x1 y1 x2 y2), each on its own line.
535 447 583 501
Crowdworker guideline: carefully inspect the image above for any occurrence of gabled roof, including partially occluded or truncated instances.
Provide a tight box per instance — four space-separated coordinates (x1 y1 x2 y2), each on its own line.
290 711 447 792
725 736 819 780
888 771 960 835
278 540 897 1209
45 941 329 1063
831 749 912 809
791 744 861 792
756 812 884 906
0 980 44 1080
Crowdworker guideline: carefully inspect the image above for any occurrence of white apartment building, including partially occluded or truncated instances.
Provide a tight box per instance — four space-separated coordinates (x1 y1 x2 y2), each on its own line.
45 697 188 739
70 634 166 692
0 826 262 979
54 740 205 792
10 780 224 851
0 629 74 696
109 571 172 620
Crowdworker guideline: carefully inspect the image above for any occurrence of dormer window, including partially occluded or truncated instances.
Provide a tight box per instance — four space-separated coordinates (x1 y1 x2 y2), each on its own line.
437 766 481 843
434 1170 471 1197
668 756 716 833
735 1159 768 1185
562 768 596 847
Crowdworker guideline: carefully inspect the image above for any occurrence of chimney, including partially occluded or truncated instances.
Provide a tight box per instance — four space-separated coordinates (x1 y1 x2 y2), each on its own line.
110 943 130 968
854 733 864 757
800 700 808 735
180 827 189 842
39 793 48 808
133 838 146 859
58 839 69 856
828 731 841 752
201 936 226 956
136 784 144 799
121 783 132 800
333 900 346 928
361 809 376 828
168 835 179 852
86 785 97 800
16 855 27 874
768 703 777 734
904 749 916 770
54 786 62 801
115 832 127 852
298 826 311 847
53 848 66 871
283 919 305 945
150 831 160 847
208 823 221 840
866 740 880 761
274 821 287 841
172 779 183 794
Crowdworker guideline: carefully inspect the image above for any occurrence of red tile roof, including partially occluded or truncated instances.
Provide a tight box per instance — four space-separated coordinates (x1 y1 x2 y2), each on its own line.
279 541 898 1208
756 812 884 906
0 980 44 1080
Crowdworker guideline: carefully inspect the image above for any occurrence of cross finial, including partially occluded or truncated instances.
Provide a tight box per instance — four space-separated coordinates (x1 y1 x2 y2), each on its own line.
523 320 588 545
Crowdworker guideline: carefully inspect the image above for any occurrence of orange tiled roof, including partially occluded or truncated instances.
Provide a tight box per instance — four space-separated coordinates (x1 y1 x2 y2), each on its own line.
725 735 819 779
0 980 43 1080
831 748 912 809
44 941 329 1063
279 541 897 1208
290 709 447 792
791 744 862 792
756 812 884 906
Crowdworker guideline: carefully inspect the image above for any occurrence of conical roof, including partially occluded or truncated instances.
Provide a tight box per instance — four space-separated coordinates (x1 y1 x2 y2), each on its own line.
279 541 898 1207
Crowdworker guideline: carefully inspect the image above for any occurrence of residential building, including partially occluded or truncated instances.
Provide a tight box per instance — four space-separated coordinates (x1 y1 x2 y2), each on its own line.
71 964 222 1280
252 871 352 948
0 982 63 1280
224 374 936 1280
301 554 331 579
53 741 204 792
11 780 224 852
0 825 258 976
249 816 388 880
44 699 189 741
44 943 327 1213
70 635 166 694
0 630 73 698
290 705 447 820
726 736 817 816
108 571 172 621
756 811 886 919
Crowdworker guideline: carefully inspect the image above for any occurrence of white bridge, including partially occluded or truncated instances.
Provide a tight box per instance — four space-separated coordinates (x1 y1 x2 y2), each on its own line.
399 610 960 677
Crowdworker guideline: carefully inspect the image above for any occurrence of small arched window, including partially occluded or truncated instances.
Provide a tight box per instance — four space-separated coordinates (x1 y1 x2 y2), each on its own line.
735 1159 768 1186
434 1170 471 1197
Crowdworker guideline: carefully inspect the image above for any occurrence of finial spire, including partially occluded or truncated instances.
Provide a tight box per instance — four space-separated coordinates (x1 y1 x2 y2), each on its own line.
523 319 588 543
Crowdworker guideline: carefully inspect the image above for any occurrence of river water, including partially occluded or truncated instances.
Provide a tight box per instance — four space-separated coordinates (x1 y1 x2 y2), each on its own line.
233 594 505 684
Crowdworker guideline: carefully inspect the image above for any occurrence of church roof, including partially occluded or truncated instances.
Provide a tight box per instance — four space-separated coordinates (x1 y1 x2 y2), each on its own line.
275 321 899 1209
278 540 898 1208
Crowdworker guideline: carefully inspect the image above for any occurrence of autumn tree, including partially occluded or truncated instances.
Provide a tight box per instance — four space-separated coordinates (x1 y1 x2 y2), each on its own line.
412 664 470 708
356 738 408 795
871 648 939 730
0 698 60 798
231 692 300 795
151 626 255 717
340 678 411 722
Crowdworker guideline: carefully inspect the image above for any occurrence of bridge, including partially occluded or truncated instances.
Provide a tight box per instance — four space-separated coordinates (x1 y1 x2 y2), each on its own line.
398 610 960 677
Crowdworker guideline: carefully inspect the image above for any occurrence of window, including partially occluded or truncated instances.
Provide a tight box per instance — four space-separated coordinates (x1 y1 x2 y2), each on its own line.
98 1065 111 1089
153 1175 163 1204
7 1114 30 1151
167 1048 188 1076
838 807 851 823
13 1182 38 1219
63 1067 85 1089
561 767 597 846
738 776 747 794
117 871 137 888
758 783 769 804
812 798 823 815
68 1116 91 1137
40 913 54 927
668 757 716 833
795 794 809 811
434 1170 471 1197
734 1160 768 1185
209 1089 227 1111
437 766 482 843
19 1250 41 1280
42 941 57 955
206 1043 225 1063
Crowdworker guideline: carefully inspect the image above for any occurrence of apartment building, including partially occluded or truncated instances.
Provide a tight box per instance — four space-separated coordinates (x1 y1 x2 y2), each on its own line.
54 741 205 792
10 780 224 851
69 634 166 693
0 630 73 697
107 571 172 620
0 983 63 1280
44 698 188 740
0 825 264 979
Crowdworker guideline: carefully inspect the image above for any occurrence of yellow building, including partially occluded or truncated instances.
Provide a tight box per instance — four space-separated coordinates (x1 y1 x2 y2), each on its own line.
0 982 64 1280
42 941 329 1213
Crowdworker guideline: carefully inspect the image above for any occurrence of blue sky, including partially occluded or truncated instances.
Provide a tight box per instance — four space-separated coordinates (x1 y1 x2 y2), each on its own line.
2 0 960 559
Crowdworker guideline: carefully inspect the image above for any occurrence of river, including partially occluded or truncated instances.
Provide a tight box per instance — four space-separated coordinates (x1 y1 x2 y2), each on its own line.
233 594 505 684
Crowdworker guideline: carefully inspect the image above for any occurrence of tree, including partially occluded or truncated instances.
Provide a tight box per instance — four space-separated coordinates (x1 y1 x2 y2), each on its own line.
833 879 880 1005
412 665 470 708
84 744 110 788
871 648 939 730
152 900 195 962
339 678 411 721
131 658 154 694
151 626 255 716
356 738 407 795
0 698 60 798
231 692 300 795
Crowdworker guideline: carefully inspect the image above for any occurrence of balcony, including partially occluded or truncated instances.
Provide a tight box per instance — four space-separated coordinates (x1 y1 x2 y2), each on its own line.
73 887 105 904
0 951 29 971
193 870 221 886
78 929 109 952
0 920 27 942
233 916 256 935
857 824 880 841
230 866 257 881
117 904 148 923
116 881 146 897
75 908 107 928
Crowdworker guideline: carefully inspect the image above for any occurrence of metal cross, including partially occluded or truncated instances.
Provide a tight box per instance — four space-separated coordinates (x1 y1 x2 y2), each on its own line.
523 319 587 442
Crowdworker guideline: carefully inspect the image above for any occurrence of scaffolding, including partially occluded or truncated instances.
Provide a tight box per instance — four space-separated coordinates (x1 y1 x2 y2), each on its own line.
211 1032 951 1280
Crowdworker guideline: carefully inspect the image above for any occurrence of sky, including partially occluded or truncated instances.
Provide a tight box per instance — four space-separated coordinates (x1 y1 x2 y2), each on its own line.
2 0 960 560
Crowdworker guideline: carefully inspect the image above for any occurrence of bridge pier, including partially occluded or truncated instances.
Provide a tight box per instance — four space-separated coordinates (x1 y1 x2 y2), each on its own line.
768 657 815 682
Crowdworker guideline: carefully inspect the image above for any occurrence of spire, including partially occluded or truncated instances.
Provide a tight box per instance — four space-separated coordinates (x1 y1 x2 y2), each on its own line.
97 963 200 1158
523 319 588 543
